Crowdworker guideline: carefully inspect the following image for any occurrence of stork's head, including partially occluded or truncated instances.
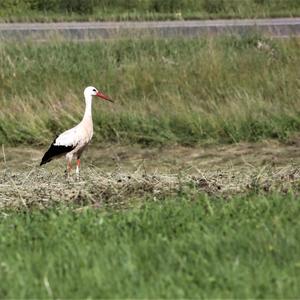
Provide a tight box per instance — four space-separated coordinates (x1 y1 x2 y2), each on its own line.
84 86 113 102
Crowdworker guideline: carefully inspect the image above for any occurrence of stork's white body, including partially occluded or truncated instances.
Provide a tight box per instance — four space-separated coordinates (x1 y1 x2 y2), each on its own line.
54 92 94 174
40 86 112 177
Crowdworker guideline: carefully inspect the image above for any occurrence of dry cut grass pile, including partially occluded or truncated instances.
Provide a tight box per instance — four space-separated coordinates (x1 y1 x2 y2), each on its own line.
1 164 299 211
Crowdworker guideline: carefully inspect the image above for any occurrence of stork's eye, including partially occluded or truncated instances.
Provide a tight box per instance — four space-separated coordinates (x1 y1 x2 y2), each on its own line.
93 89 96 92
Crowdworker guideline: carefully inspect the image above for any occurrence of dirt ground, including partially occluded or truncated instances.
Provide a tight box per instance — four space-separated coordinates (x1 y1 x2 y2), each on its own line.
0 139 300 210
1 138 300 172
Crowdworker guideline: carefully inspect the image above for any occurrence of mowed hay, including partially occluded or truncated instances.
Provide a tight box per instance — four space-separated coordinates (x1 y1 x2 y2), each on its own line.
1 166 299 210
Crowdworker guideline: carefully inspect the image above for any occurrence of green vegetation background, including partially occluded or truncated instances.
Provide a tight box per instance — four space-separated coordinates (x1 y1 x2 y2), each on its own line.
0 0 300 21
1 35 300 146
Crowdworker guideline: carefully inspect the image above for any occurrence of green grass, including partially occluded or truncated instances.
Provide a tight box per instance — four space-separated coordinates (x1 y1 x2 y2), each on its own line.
1 0 300 22
1 35 300 146
0 193 300 298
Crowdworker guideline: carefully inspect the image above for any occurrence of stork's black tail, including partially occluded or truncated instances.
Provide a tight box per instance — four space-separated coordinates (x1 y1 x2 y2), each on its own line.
40 140 74 166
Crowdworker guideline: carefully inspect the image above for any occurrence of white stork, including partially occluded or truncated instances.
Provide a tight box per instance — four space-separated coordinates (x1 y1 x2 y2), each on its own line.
40 86 112 177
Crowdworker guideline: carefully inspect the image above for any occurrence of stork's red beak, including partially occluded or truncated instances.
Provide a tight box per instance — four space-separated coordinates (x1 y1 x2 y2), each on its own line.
96 91 113 103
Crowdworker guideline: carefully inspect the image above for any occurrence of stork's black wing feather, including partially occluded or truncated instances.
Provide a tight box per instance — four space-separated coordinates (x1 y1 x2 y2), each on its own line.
40 138 75 166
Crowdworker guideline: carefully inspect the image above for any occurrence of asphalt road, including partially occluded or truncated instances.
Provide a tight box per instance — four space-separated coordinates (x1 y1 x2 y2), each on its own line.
0 18 300 40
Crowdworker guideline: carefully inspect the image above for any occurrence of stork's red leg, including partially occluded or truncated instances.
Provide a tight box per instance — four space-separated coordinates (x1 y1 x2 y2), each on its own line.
66 160 72 177
76 159 80 178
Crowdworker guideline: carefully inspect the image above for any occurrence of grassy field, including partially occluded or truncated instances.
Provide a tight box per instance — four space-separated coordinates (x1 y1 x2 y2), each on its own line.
1 141 300 298
1 35 300 146
1 193 300 298
1 0 300 22
1 32 300 298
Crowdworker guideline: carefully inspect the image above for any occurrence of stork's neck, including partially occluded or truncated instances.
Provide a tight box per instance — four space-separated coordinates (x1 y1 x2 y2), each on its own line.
83 94 93 121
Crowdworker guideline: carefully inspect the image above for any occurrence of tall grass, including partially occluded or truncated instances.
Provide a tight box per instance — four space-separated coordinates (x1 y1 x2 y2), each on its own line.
1 0 300 21
1 35 300 146
0 193 300 298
